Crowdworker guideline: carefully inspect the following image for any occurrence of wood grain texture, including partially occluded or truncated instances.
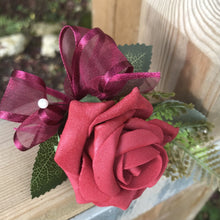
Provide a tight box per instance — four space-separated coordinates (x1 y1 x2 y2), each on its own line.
0 120 92 220
92 0 116 37
138 0 220 139
92 0 142 44
134 183 214 220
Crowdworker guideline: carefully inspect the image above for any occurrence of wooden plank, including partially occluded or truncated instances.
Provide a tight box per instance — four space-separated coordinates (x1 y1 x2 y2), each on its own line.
134 183 214 220
92 0 116 37
114 0 142 44
138 0 220 139
0 119 92 220
92 0 142 44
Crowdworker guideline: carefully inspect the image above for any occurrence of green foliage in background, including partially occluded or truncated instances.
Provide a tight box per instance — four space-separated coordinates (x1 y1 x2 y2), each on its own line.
0 15 32 36
0 0 91 36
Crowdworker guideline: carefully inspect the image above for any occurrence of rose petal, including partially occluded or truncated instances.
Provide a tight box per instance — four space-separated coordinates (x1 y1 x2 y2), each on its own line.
89 87 153 129
78 153 109 203
78 153 138 210
129 167 142 176
55 100 114 176
67 173 87 203
150 144 169 184
88 109 136 160
93 125 124 196
125 117 165 144
123 146 160 169
88 110 135 139
121 156 163 190
133 188 146 200
106 189 138 210
115 155 132 185
148 119 179 144
116 129 161 156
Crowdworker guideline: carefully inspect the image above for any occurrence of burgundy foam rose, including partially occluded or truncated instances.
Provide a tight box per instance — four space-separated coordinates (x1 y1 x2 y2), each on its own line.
54 88 178 209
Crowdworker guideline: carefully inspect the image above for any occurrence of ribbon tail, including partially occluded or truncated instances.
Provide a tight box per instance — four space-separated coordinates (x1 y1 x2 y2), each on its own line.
102 72 160 99
14 106 66 151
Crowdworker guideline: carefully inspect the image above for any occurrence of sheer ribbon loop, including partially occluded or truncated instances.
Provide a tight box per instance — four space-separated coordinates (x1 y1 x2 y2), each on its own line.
59 26 160 100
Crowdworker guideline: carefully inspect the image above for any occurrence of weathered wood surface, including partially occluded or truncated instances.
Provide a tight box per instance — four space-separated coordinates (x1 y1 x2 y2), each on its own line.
92 0 220 139
134 183 214 220
0 120 92 220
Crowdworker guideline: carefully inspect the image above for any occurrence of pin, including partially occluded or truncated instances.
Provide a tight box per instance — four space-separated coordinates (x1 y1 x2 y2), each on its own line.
38 98 49 109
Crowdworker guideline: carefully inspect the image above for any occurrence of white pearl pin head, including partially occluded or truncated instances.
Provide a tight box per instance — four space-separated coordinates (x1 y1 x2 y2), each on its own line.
38 98 49 109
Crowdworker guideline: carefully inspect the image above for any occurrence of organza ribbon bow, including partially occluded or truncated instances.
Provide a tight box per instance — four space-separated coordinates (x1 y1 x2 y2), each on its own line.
0 25 160 151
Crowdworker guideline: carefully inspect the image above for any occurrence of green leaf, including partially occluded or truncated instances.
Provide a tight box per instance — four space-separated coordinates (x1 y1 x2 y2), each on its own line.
143 91 176 104
149 100 194 123
31 135 67 198
118 44 152 72
80 94 101 103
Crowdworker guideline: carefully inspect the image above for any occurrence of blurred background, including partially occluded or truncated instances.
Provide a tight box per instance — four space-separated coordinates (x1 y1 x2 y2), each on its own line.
0 0 91 97
0 1 219 219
